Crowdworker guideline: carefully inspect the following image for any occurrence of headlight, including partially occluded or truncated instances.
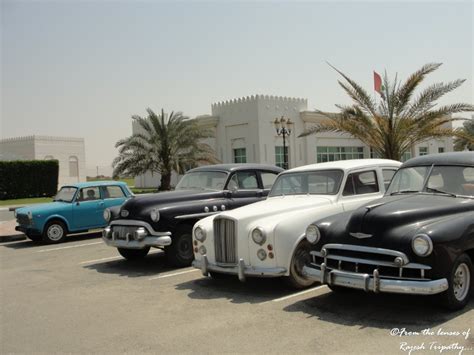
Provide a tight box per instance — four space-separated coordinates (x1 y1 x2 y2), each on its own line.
194 226 206 242
251 227 266 245
198 245 207 255
411 234 433 256
103 208 111 222
27 211 33 220
305 225 321 244
150 208 160 222
257 249 267 261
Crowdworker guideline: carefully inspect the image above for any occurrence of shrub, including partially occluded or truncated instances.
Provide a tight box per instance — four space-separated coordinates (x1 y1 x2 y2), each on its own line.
0 160 59 200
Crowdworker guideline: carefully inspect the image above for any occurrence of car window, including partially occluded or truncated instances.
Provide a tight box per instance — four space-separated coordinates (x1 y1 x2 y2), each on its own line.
77 187 100 201
261 172 278 189
269 170 343 196
103 185 125 199
229 172 259 190
343 171 379 196
382 169 397 190
175 171 227 191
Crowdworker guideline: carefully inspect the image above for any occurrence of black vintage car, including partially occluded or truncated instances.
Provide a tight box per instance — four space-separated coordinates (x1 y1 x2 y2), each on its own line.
102 164 283 266
302 152 474 310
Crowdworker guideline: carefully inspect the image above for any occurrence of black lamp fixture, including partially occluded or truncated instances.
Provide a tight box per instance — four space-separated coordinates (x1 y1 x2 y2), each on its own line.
274 116 293 169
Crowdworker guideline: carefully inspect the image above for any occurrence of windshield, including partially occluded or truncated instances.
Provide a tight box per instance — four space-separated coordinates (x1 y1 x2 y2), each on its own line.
386 165 474 197
269 170 344 197
175 171 228 191
54 186 78 202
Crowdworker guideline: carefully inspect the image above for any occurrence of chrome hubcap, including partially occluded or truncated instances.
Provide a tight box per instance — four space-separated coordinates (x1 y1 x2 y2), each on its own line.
453 263 470 301
47 225 64 241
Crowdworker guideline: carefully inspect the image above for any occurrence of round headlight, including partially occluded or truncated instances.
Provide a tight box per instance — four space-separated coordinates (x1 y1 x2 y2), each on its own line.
198 245 207 255
257 248 267 261
305 225 321 244
251 227 266 245
194 226 206 242
412 234 433 256
103 208 111 222
150 208 160 222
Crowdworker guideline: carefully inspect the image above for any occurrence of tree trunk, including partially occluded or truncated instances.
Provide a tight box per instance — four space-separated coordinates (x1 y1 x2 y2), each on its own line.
159 172 172 191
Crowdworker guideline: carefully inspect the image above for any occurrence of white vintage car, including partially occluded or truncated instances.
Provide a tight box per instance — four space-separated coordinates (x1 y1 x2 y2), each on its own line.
192 159 401 288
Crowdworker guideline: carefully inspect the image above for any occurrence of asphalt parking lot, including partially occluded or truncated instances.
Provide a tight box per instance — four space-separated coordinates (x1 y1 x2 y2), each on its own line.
1 233 473 354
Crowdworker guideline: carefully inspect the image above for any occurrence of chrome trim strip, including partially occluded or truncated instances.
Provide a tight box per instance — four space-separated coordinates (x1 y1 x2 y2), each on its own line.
175 212 217 220
109 219 171 237
322 243 409 264
102 235 172 249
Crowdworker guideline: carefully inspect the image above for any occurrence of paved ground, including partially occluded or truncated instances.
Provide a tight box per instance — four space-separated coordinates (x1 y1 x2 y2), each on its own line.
1 232 473 354
0 210 15 223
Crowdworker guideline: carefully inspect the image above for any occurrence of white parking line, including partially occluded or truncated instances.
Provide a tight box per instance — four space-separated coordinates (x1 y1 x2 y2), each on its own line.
36 241 103 253
269 285 328 303
149 269 199 280
79 255 123 264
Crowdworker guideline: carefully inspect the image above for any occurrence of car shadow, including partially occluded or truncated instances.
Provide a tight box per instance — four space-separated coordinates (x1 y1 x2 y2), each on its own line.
282 289 474 331
83 251 179 278
0 231 102 249
175 275 298 304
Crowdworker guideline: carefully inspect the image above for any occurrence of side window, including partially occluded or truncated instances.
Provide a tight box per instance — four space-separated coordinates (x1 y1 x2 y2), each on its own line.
77 187 100 201
261 172 278 189
382 169 397 190
103 186 126 199
228 172 258 190
343 171 379 196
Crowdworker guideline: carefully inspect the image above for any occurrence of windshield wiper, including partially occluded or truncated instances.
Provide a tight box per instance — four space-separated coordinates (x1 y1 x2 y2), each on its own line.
390 190 420 195
426 187 457 198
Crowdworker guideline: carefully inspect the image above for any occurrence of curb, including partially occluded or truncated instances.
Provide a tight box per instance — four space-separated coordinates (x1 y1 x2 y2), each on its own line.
0 234 26 243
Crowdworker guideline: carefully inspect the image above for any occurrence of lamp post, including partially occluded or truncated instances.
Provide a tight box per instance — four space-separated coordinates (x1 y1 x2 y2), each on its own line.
274 116 293 169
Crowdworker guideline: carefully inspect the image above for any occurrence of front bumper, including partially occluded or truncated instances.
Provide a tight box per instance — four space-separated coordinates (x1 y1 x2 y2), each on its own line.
192 255 286 282
102 219 172 249
15 225 41 235
302 264 448 295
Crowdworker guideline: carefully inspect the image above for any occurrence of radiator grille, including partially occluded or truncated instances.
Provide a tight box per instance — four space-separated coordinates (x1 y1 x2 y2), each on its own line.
16 213 30 225
214 218 237 264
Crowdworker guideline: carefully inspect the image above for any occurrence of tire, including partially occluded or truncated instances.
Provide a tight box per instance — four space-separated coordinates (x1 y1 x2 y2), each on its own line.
438 253 472 311
42 220 67 244
165 226 194 267
26 234 42 242
117 247 150 261
284 240 315 289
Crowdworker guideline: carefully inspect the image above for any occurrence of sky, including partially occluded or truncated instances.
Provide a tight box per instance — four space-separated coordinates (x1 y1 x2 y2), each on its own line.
1 0 473 176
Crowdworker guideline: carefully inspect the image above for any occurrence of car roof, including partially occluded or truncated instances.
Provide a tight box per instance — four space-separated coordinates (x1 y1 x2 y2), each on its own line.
402 152 474 167
62 181 128 189
285 159 401 173
186 164 283 173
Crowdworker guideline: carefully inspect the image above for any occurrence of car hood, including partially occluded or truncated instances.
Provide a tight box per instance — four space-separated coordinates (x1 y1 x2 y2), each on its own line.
16 201 71 215
216 195 334 225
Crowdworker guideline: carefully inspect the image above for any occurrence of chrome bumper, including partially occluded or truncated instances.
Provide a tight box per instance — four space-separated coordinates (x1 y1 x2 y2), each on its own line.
192 255 286 282
102 220 172 249
302 264 448 295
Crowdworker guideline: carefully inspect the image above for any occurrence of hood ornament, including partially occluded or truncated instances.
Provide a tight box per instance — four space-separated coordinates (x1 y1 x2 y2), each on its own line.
350 232 373 239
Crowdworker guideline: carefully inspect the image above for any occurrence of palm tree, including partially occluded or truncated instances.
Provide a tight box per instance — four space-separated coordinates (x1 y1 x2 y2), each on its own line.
454 119 474 151
300 63 474 160
113 109 219 190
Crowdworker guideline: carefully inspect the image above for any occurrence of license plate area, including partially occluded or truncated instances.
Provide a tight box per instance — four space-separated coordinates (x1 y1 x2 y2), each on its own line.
330 270 370 290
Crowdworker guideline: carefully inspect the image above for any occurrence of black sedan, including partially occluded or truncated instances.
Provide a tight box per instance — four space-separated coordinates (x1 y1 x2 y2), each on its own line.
302 152 474 310
102 164 282 266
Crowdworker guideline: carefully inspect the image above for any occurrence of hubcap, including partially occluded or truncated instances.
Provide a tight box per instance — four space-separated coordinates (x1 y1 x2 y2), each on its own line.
453 263 470 301
178 234 192 259
292 246 310 280
47 224 64 241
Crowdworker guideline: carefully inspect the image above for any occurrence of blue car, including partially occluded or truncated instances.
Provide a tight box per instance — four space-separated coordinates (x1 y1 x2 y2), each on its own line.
15 181 133 243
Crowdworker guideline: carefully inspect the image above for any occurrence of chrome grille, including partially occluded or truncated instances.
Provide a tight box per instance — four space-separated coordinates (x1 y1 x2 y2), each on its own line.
111 225 139 241
213 217 237 264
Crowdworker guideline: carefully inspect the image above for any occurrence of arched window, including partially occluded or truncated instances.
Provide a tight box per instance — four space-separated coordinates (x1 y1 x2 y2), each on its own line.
69 156 79 177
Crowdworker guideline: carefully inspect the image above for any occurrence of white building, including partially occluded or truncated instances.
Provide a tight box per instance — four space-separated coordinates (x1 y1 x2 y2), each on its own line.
134 95 453 188
0 135 86 187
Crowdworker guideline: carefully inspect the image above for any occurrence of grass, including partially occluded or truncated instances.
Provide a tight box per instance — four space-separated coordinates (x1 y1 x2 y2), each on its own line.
0 197 53 207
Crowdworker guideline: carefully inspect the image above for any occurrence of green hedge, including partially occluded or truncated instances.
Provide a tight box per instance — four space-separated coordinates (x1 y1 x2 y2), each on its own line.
0 160 59 200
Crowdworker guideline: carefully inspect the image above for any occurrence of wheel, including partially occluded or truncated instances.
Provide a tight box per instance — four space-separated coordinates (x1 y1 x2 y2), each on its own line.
284 240 315 289
26 234 42 242
117 247 150 260
42 220 67 244
165 226 194 267
438 253 472 311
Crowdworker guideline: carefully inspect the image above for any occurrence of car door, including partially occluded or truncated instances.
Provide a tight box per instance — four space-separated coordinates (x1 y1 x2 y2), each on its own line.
340 169 384 211
226 171 263 209
73 186 104 229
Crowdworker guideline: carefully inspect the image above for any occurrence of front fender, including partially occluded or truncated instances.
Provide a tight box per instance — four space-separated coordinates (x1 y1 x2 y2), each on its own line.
42 215 72 233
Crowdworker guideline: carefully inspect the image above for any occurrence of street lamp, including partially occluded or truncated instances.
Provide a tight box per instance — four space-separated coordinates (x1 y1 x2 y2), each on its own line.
274 116 293 169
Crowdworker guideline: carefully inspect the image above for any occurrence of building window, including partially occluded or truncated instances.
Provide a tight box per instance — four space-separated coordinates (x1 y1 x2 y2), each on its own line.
401 151 412 162
275 146 289 168
438 147 445 154
44 155 54 160
69 156 79 177
233 148 246 163
316 146 364 163
419 147 428 156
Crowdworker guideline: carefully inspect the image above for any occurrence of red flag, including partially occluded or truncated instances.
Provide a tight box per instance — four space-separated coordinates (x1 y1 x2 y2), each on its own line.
374 71 382 94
